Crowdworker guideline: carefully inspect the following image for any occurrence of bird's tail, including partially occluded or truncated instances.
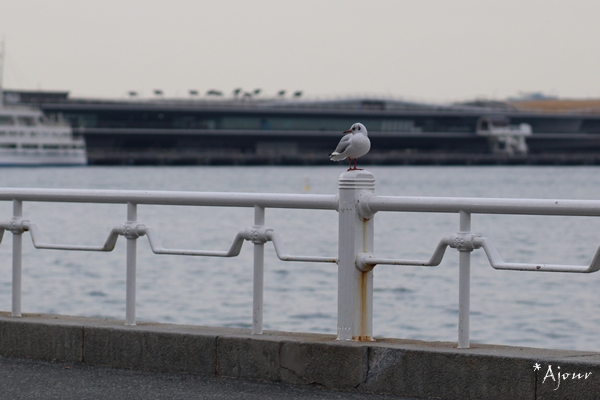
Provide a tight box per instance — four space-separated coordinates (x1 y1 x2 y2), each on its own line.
329 152 346 161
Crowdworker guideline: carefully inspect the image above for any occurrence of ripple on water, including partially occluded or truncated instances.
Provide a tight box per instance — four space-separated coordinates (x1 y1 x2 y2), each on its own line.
290 312 333 320
374 287 414 294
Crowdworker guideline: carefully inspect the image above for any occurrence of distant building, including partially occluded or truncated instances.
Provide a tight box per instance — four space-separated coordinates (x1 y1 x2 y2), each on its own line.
4 89 600 165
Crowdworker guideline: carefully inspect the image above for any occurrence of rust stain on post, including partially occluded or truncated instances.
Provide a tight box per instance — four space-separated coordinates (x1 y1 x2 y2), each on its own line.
352 215 373 341
353 271 373 341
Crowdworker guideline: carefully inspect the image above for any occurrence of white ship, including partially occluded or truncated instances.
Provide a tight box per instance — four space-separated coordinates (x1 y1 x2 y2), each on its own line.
0 41 86 166
476 116 532 156
0 106 87 166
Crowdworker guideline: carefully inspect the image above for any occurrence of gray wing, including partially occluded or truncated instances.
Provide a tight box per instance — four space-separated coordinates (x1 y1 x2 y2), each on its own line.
333 133 352 154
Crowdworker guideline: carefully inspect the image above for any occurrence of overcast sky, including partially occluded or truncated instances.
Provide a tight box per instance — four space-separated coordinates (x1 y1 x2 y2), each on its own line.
1 0 599 102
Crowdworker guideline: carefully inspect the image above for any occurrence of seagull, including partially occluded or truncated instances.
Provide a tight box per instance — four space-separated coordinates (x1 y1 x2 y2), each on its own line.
329 123 371 171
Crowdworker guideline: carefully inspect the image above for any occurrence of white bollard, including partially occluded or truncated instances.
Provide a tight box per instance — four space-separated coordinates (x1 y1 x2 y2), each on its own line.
337 170 375 341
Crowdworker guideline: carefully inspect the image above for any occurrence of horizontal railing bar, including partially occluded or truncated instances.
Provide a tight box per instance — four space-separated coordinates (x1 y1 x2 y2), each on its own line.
143 226 247 257
0 188 338 210
356 236 453 271
366 195 600 217
473 236 600 273
267 230 338 263
27 222 120 252
9 188 600 217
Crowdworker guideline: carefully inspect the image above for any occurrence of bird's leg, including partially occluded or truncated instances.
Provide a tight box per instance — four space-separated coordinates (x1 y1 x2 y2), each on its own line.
346 158 363 171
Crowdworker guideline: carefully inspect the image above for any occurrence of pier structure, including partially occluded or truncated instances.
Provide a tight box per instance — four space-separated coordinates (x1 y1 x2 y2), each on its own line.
1 171 600 397
4 89 600 165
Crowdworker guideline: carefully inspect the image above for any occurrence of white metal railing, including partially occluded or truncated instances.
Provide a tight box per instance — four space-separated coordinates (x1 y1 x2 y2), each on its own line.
1 170 600 349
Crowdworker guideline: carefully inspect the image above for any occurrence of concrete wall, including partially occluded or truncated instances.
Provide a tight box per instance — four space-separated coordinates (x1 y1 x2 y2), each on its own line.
1 312 599 399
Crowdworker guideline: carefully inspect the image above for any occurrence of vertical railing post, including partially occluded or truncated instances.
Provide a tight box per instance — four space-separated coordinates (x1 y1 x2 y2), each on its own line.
11 199 23 317
458 210 471 348
252 205 265 334
125 202 137 326
337 170 375 341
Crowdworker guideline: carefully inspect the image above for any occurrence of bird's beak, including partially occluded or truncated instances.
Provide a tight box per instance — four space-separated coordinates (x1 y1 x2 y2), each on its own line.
343 130 351 133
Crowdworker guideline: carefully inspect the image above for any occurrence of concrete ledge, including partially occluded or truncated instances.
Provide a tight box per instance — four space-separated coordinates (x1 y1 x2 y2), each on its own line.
1 312 600 399
0 314 83 362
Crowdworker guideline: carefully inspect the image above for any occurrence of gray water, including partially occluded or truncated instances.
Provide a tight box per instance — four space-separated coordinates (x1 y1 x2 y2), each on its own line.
1 166 600 352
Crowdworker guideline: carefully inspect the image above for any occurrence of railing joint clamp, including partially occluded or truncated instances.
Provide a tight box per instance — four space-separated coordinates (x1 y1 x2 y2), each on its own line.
357 192 376 220
449 232 480 252
356 252 376 272
244 226 270 244
5 218 28 234
120 222 146 239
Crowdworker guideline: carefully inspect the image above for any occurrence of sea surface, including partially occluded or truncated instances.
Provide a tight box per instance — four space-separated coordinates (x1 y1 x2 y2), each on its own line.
1 165 600 352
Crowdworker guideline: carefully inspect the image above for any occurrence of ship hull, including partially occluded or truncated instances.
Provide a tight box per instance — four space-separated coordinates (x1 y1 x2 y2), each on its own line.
0 149 87 166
